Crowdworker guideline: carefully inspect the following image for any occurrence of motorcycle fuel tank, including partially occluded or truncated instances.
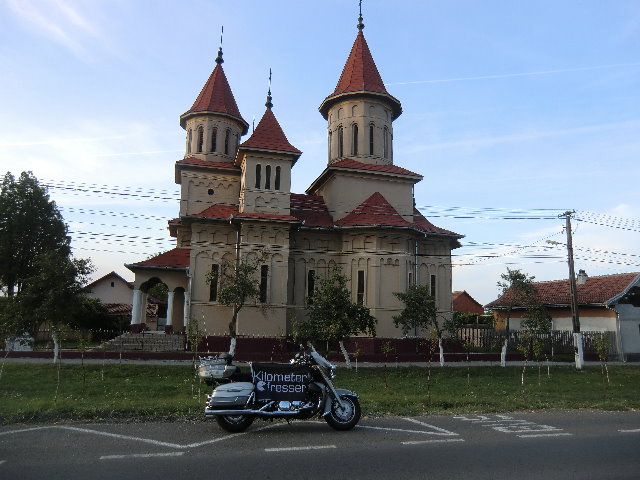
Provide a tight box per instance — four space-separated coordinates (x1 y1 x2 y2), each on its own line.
209 382 253 408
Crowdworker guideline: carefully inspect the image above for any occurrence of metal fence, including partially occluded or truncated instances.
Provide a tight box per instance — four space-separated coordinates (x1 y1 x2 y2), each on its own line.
455 328 618 358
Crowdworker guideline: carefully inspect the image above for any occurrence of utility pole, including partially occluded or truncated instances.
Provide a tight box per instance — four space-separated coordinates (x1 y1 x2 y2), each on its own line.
560 210 583 369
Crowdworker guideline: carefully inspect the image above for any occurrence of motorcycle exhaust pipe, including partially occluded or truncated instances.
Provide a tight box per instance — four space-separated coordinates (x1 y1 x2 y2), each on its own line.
205 408 301 417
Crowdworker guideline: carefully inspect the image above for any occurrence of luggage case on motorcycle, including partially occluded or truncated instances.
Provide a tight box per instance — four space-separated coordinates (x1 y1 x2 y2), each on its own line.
208 382 253 408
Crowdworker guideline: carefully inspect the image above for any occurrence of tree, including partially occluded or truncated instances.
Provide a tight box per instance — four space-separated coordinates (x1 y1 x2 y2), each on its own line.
0 172 70 297
496 268 537 332
13 251 94 362
208 251 266 356
295 266 376 367
393 284 446 365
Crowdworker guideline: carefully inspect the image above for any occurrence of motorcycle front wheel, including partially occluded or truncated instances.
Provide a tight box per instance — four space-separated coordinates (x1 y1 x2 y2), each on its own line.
216 414 254 433
325 395 361 431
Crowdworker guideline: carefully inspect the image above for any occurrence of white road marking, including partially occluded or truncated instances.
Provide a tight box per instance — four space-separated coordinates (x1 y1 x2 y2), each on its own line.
100 452 184 460
402 439 465 445
59 426 184 449
403 418 459 435
357 425 451 435
518 433 574 438
619 429 640 433
265 445 336 453
0 427 51 436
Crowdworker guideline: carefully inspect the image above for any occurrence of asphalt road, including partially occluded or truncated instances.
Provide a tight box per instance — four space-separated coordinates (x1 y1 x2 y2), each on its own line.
1 410 639 479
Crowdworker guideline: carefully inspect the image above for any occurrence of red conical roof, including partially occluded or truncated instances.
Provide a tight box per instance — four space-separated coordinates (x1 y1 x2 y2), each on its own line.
180 62 248 134
239 108 301 156
319 30 402 120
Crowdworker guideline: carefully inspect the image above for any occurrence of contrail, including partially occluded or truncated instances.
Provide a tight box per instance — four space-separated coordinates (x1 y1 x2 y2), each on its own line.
386 62 640 86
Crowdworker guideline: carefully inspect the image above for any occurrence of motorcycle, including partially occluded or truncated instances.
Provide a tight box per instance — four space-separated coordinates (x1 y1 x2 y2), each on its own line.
198 344 361 433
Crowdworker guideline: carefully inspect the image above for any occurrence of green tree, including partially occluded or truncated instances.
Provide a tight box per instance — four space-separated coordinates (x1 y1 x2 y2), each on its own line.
295 266 376 367
393 284 445 365
208 251 266 356
0 172 70 297
13 251 94 362
496 268 537 332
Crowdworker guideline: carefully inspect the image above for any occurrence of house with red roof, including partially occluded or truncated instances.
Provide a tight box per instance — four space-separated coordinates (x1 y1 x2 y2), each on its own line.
125 12 462 338
485 271 640 359
452 291 484 316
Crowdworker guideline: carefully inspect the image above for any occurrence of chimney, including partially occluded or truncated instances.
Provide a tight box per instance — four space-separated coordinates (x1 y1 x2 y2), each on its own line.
576 269 588 285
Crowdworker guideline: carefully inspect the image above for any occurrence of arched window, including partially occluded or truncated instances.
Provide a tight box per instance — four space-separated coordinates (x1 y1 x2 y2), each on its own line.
351 124 358 156
224 129 231 155
197 126 204 153
369 124 375 155
255 164 261 189
338 126 344 158
187 129 192 154
328 131 332 159
211 127 217 152
259 265 269 303
275 166 281 190
383 126 389 158
265 165 271 189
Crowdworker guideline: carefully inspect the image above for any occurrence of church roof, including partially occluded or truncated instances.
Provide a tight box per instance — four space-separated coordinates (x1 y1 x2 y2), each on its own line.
179 61 249 134
413 207 460 236
127 248 190 270
177 156 241 172
306 158 422 196
290 194 333 227
336 192 412 228
486 272 640 309
188 204 300 223
319 29 402 120
239 108 301 156
331 158 422 178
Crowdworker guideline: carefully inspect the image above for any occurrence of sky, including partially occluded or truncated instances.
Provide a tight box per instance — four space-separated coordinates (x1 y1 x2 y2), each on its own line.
0 0 639 305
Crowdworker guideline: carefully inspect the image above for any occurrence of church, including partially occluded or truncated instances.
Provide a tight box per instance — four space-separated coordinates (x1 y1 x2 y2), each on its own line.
126 11 462 339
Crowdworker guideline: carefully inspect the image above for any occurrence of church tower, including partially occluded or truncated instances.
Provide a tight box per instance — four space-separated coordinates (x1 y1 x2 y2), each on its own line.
175 45 248 217
319 12 402 166
236 81 301 217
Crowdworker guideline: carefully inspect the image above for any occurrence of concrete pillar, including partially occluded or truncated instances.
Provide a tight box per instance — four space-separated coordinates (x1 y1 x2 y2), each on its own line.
166 290 175 329
131 289 143 325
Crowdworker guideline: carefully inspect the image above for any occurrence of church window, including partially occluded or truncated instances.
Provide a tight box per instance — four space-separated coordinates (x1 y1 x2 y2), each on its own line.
307 269 315 304
209 264 220 301
211 127 217 152
224 129 231 155
259 265 269 303
187 129 192 154
430 274 436 299
338 126 344 157
369 124 375 155
328 131 332 159
265 165 271 189
356 270 365 305
408 271 413 287
383 126 389 158
255 164 261 188
351 124 358 155
275 166 281 190
197 126 204 153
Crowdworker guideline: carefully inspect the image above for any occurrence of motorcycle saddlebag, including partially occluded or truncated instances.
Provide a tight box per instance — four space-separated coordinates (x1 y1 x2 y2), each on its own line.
209 382 253 408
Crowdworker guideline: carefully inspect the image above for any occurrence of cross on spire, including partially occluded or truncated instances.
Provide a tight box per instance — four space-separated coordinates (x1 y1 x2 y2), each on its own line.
215 26 224 64
357 0 364 30
265 68 273 109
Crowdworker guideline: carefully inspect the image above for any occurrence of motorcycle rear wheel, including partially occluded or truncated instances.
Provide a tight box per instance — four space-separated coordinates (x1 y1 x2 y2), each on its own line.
325 395 361 431
216 414 254 433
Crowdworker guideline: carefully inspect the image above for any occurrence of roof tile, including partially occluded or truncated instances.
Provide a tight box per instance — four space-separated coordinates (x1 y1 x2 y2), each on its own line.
336 192 411 228
130 248 190 269
239 108 301 155
486 272 640 308
330 158 422 177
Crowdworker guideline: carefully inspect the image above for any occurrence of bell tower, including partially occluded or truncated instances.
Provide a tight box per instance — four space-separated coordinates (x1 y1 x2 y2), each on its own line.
319 8 402 166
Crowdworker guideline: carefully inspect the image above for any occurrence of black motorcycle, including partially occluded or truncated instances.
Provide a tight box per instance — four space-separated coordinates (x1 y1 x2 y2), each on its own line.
198 344 361 433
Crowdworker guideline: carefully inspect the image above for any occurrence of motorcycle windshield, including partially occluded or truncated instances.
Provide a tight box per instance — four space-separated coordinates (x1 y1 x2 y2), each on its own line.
251 363 310 401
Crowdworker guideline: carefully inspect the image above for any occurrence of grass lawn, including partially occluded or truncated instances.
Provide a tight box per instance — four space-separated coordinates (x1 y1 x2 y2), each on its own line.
0 362 638 424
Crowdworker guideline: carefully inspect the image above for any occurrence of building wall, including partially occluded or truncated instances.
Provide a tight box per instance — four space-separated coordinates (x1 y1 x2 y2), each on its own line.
617 303 640 354
86 276 132 304
494 307 617 332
